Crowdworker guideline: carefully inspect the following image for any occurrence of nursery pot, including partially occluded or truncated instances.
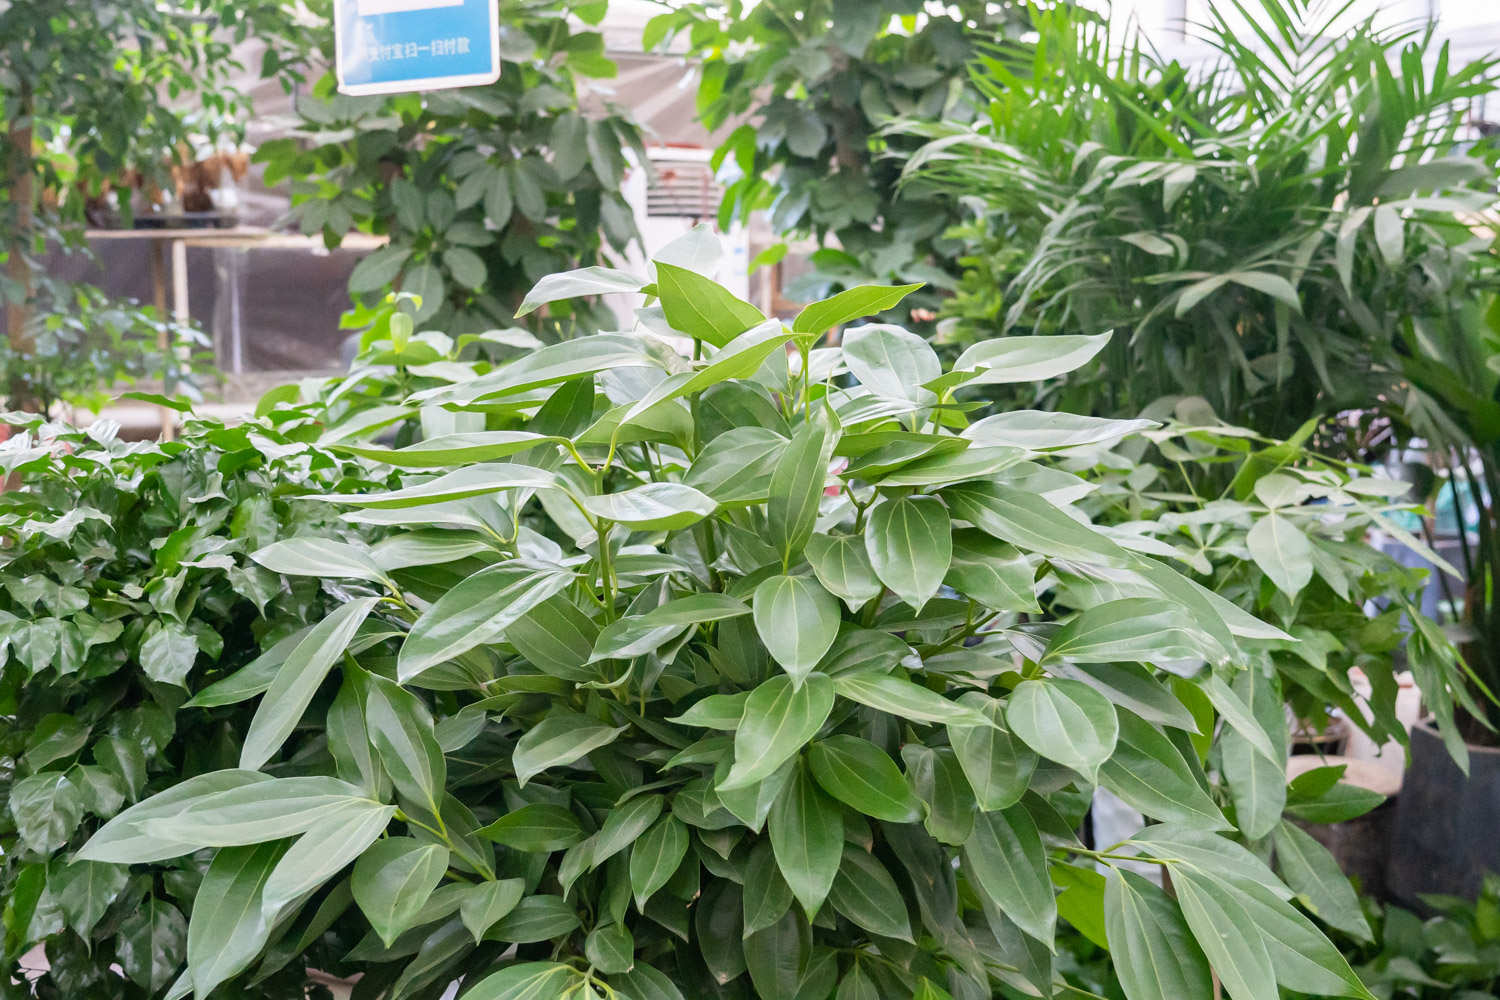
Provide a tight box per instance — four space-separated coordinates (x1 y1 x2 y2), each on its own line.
1387 720 1500 903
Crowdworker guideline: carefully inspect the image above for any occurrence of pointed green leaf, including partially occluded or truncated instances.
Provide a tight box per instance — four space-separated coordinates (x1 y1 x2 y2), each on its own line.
513 712 627 788
792 283 923 335
752 574 841 684
186 843 287 998
459 879 526 943
364 673 447 811
947 693 1037 811
655 261 766 347
352 838 450 947
476 804 586 852
630 815 689 909
808 734 921 822
865 496 951 612
1104 869 1214 1000
963 806 1056 948
828 849 913 942
1006 678 1118 781
768 761 843 919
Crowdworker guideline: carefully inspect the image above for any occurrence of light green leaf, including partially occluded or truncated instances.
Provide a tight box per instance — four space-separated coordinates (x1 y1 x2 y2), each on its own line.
261 799 396 918
833 671 991 727
1246 513 1314 597
307 463 559 510
1273 821 1372 942
1173 870 1277 1000
805 534 883 612
581 482 717 531
1041 598 1218 668
335 431 556 468
656 261 766 347
865 496 951 612
459 879 526 943
1098 710 1227 830
585 922 635 974
352 838 450 947
768 408 837 566
138 777 369 849
964 410 1156 451
945 530 1038 612
398 563 570 681
240 597 380 770
808 735 922 822
487 895 581 943
685 426 787 505
461 962 580 1000
666 691 748 730
942 482 1127 565
516 267 645 317
952 332 1112 385
1221 669 1287 839
1006 678 1118 781
364 673 447 811
186 842 286 998
841 323 940 402
792 283 923 335
1223 875 1376 999
513 712 627 787
250 538 389 584
768 761 843 919
1104 869 1214 1000
752 574 842 684
742 841 794 937
719 674 834 791
947 694 1036 811
78 770 272 864
1200 673 1281 764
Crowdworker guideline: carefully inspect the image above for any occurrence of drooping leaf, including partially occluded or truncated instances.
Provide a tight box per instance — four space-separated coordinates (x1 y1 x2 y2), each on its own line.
351 838 450 947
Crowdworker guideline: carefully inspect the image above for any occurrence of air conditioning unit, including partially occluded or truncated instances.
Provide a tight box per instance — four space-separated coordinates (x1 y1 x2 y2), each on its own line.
617 146 750 302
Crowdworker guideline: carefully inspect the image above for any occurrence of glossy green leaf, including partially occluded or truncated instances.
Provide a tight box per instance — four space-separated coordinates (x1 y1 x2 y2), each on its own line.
1273 821 1372 942
250 538 388 584
513 712 627 788
944 530 1038 611
336 431 557 468
591 794 665 870
463 962 581 999
186 842 287 998
963 806 1056 947
865 496 951 612
364 673 447 811
459 879 526 943
581 482 717 531
656 260 766 347
792 283 923 335
477 804 585 852
1172 869 1278 1000
586 922 635 974
953 332 1112 385
742 840 794 937
942 482 1128 565
833 671 991 727
138 776 370 849
947 693 1036 811
307 463 559 509
1006 678 1118 781
50 860 128 937
808 734 921 822
768 761 843 919
841 322 940 402
117 896 188 994
487 895 581 942
1221 669 1288 839
1104 869 1214 1000
261 798 396 917
630 814 689 909
827 849 913 942
1041 598 1218 667
1222 875 1376 999
805 534 883 611
752 574 841 684
1246 513 1314 597
768 409 836 566
78 770 272 864
240 597 380 770
1098 710 1227 830
517 267 645 317
352 838 450 947
398 563 571 681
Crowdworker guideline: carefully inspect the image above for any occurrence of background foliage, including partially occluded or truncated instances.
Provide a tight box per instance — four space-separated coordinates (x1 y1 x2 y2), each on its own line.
647 0 1026 322
905 0 1499 444
258 0 645 337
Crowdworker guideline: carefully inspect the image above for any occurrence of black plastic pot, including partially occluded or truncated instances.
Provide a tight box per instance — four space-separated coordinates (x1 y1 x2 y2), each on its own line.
1388 721 1500 903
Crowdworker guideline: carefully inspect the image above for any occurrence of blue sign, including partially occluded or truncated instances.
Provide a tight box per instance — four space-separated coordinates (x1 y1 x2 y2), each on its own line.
335 0 500 96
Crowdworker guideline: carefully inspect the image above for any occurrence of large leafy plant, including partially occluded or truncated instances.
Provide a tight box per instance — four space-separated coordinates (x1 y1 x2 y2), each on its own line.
904 0 1499 442
257 0 645 335
0 409 375 998
35 244 1430 1000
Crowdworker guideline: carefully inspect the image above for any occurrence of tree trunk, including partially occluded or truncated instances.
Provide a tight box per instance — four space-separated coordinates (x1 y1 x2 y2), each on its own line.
5 79 35 409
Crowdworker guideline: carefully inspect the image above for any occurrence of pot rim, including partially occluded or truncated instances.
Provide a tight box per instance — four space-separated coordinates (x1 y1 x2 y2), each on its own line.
1413 717 1500 756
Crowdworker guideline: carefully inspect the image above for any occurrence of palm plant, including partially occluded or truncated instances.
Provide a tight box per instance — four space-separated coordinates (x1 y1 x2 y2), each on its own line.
903 0 1499 446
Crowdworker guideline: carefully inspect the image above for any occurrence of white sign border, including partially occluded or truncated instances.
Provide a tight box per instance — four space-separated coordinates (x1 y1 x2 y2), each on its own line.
334 0 501 97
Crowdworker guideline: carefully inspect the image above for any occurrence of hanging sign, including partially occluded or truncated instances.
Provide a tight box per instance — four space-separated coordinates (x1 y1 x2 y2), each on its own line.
335 0 501 96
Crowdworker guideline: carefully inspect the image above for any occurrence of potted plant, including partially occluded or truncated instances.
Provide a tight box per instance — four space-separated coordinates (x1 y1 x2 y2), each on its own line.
1384 293 1500 902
